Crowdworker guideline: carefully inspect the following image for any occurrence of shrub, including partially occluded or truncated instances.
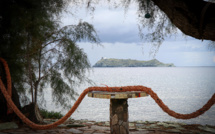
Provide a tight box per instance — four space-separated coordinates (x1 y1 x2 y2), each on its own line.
40 109 63 119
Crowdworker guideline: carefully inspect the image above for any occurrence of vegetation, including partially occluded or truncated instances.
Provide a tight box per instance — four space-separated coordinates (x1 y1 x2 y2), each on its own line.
93 58 175 67
22 21 100 108
0 0 100 112
40 109 63 119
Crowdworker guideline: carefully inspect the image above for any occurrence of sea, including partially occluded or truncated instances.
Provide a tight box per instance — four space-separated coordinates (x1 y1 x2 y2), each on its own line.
44 67 215 125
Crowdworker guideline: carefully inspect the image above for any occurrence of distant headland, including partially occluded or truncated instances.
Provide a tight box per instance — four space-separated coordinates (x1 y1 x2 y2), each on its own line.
93 58 175 67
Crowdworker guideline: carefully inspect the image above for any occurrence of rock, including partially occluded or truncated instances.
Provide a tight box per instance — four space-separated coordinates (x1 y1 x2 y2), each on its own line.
118 120 123 126
43 120 51 124
164 121 177 124
198 126 215 133
129 122 135 127
85 121 95 125
73 120 81 124
91 125 110 131
157 122 169 128
157 122 184 130
136 123 146 129
189 130 203 134
104 121 110 126
77 126 90 130
139 124 160 129
144 121 158 124
137 128 147 131
165 129 182 133
112 114 118 125
83 130 94 134
129 122 136 130
147 124 160 129
68 128 83 133
116 106 124 113
64 119 74 124
80 119 88 123
45 130 58 134
136 120 144 124
57 124 67 128
130 131 151 134
66 124 85 127
0 122 18 130
168 123 182 128
178 122 187 126
120 126 127 133
50 119 57 122
95 121 104 126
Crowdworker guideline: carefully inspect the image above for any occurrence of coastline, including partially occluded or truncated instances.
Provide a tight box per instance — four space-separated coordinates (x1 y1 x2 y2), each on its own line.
1 119 215 134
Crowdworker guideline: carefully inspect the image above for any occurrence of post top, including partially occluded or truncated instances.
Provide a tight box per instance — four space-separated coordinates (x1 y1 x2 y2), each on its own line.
88 91 148 99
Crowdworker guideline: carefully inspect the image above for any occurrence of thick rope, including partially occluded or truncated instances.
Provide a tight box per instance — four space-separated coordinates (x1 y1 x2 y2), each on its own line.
0 58 13 114
0 58 215 130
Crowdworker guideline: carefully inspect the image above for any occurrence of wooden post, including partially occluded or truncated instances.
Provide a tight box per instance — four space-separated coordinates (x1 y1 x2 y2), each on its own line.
110 99 129 134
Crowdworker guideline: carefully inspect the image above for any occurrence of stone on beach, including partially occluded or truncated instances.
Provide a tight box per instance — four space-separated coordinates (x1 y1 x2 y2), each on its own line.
0 122 18 130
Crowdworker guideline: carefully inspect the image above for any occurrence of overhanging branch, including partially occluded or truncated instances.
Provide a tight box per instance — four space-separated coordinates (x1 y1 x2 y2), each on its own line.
151 0 215 41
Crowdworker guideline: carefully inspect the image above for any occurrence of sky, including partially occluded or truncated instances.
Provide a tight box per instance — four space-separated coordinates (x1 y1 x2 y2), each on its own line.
60 1 215 67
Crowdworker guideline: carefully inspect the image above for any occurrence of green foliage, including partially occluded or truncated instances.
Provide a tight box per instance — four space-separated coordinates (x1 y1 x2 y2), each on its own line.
93 58 175 67
0 0 71 93
0 0 100 108
40 109 63 119
31 21 100 108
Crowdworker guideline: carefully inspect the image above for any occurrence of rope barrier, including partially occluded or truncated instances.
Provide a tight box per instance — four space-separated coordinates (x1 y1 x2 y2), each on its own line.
0 58 13 114
0 58 215 129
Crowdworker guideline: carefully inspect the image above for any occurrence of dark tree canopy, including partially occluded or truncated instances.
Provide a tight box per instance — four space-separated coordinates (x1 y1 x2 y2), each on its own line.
0 0 71 91
0 0 100 111
151 0 215 41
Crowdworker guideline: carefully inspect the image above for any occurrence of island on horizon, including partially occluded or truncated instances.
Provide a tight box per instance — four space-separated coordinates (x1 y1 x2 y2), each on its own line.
93 58 175 67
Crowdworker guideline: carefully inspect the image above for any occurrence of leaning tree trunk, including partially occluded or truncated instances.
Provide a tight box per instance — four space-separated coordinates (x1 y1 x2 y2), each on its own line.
0 61 21 122
152 0 215 41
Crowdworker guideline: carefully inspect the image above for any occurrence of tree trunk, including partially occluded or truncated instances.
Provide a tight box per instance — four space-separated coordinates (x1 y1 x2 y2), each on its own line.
0 62 21 122
21 102 43 123
151 0 215 41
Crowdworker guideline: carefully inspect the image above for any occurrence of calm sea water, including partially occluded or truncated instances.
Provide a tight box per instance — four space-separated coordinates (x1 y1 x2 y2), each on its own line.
45 67 215 125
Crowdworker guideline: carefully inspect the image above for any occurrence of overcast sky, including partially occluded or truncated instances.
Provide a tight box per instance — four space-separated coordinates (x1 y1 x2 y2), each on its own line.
61 2 215 67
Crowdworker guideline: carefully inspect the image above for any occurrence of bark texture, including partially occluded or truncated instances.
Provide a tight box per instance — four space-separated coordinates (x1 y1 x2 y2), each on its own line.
152 0 215 41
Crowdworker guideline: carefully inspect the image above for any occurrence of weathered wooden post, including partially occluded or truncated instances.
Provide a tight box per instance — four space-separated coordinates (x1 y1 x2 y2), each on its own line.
110 99 129 134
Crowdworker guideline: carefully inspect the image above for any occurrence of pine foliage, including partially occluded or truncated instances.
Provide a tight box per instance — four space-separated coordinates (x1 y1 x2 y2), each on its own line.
0 0 100 108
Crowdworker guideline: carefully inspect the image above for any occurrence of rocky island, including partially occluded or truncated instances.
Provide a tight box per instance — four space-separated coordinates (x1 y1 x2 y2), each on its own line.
93 58 175 67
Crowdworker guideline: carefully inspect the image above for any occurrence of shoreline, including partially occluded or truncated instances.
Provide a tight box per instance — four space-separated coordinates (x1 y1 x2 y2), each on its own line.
1 119 215 134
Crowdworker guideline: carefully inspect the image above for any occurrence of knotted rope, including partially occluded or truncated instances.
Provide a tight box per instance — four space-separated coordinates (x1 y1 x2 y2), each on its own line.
0 58 215 130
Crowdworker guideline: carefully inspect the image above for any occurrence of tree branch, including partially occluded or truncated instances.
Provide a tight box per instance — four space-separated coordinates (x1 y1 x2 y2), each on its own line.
151 0 215 41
